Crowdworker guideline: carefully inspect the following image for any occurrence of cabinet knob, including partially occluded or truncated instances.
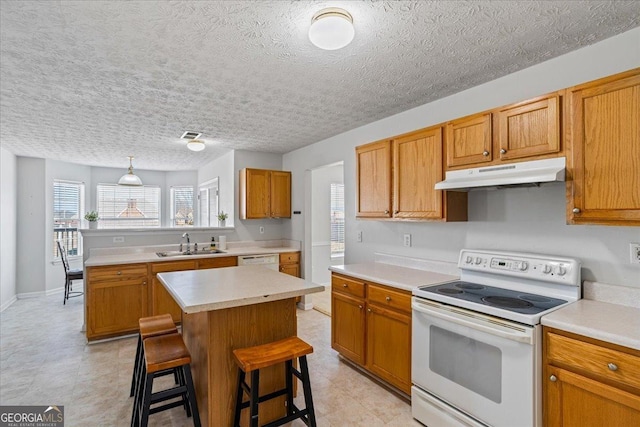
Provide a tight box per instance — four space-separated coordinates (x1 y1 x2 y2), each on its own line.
358 305 363 310
394 210 399 214
117 271 122 275
367 308 372 312
482 151 490 156
343 283 348 288
608 363 618 371
500 149 507 154
142 281 146 285
384 210 389 214
572 208 581 214
386 296 391 302
549 375 557 382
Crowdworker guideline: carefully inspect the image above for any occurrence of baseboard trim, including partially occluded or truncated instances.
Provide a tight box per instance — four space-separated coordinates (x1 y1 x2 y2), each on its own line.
0 295 17 312
16 291 47 299
297 301 314 310
46 287 65 296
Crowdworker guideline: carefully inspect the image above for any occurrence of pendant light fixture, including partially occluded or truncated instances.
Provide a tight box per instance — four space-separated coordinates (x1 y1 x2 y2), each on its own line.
309 7 354 50
118 156 143 186
186 139 206 152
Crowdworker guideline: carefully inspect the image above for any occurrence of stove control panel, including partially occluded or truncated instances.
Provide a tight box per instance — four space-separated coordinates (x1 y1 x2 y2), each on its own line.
458 250 581 286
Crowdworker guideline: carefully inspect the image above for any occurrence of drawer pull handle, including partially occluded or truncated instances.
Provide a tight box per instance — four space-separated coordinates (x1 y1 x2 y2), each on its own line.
343 283 348 288
386 296 391 302
608 363 618 371
549 375 557 382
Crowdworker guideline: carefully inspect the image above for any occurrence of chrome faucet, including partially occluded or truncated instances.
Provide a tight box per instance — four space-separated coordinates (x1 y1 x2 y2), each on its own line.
182 232 191 254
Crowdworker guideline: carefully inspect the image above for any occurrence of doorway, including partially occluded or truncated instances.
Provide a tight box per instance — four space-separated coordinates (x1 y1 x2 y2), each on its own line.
310 162 344 316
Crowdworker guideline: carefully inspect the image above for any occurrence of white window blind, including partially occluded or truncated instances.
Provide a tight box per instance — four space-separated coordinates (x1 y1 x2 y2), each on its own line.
53 180 85 257
330 183 345 256
96 184 161 228
171 186 194 227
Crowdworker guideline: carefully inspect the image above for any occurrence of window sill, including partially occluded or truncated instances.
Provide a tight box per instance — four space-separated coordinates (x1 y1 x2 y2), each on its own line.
51 255 83 265
79 226 235 237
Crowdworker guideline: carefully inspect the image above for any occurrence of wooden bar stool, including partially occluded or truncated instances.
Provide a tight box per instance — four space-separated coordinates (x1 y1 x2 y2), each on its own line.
129 314 178 397
232 336 317 427
131 332 201 427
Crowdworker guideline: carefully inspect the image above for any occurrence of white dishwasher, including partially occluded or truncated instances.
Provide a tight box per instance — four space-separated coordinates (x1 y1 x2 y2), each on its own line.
237 254 279 271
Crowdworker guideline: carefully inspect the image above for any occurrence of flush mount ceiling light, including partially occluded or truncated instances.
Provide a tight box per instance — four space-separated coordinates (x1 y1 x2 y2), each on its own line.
118 156 143 186
308 7 354 50
186 139 206 152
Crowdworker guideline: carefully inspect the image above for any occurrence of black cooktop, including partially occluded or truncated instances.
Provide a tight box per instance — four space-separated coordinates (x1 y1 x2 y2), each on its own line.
419 280 568 315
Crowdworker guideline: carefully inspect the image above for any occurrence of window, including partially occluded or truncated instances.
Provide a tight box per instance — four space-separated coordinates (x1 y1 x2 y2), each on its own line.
198 178 219 227
53 180 85 258
330 183 345 256
170 186 194 227
96 184 161 228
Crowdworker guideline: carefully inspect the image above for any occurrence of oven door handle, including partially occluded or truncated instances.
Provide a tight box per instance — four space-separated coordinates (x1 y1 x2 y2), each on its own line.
412 301 534 345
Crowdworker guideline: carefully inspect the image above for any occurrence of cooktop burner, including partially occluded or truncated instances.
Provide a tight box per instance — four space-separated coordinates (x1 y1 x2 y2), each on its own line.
419 280 568 315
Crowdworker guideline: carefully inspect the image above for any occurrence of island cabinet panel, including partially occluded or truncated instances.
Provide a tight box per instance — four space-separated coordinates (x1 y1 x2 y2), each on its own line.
446 112 493 168
356 140 392 218
566 68 640 225
239 168 291 219
543 327 640 427
331 273 412 394
150 260 196 323
86 264 148 341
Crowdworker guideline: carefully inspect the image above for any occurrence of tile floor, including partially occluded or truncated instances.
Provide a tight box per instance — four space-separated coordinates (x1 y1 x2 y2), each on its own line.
0 293 421 426
311 286 331 316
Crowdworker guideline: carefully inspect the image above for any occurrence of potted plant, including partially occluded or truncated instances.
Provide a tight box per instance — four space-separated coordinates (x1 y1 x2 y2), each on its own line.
217 211 228 227
84 211 99 229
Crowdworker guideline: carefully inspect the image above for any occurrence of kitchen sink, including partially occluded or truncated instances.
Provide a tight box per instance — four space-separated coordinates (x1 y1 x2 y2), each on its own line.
156 249 226 257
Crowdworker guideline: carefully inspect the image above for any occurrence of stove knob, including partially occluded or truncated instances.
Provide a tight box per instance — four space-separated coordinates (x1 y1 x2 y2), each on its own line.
557 265 567 276
520 262 529 271
543 264 553 274
475 257 483 265
466 256 473 264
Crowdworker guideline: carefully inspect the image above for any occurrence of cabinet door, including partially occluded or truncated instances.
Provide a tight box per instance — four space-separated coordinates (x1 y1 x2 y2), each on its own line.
279 264 299 277
497 95 560 160
568 71 640 225
270 171 291 218
331 292 366 365
197 256 238 269
150 260 196 322
356 140 392 218
446 112 492 168
88 277 148 339
366 304 411 394
241 168 270 219
393 127 444 219
545 366 640 427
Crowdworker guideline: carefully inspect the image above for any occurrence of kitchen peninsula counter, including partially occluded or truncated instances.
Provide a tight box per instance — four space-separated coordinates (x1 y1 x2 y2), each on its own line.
158 266 323 427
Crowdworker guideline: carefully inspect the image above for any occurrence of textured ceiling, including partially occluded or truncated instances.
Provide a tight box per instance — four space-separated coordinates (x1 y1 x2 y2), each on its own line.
1 1 639 171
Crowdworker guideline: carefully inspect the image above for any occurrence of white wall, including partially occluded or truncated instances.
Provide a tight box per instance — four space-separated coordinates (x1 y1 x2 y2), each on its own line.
0 147 18 309
311 163 344 285
198 149 234 225
284 28 640 288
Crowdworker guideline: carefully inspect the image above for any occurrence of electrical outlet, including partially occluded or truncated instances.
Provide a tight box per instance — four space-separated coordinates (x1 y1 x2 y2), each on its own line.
113 236 125 243
404 234 411 247
630 243 640 264
259 226 265 234
357 231 363 243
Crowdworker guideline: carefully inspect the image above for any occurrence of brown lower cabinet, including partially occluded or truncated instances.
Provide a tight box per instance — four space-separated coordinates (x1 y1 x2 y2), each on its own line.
279 252 300 277
86 255 238 341
331 272 412 394
543 327 640 426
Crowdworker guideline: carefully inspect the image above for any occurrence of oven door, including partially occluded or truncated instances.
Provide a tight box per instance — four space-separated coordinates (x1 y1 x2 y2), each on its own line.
412 298 540 427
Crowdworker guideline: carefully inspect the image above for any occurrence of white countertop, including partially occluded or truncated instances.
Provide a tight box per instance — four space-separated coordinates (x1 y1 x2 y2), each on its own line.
329 262 458 292
85 245 299 266
542 300 640 350
158 265 324 313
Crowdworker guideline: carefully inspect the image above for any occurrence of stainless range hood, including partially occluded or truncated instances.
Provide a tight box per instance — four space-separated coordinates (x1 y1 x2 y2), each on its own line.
434 157 566 192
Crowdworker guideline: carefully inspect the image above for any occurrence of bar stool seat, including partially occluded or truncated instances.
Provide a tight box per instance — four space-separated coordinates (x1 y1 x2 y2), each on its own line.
233 336 316 427
131 332 201 427
130 314 178 397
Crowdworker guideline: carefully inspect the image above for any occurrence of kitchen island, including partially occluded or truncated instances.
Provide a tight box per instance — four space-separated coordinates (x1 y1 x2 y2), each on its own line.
158 265 324 427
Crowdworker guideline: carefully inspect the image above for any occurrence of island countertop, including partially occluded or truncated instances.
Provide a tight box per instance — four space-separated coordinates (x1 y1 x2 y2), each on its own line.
158 265 324 314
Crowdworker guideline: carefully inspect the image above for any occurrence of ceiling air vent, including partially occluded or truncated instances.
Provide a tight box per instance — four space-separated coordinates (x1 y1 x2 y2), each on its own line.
181 131 202 140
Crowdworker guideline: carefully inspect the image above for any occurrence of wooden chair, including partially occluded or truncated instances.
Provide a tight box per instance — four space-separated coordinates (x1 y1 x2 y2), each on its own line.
57 241 83 304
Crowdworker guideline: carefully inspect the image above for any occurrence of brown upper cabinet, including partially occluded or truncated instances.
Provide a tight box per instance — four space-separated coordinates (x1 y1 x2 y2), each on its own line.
445 93 562 170
356 126 467 221
239 168 291 219
566 68 640 226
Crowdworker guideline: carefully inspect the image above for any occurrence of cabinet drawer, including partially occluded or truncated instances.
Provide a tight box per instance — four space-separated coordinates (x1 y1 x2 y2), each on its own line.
150 260 196 274
331 274 365 298
197 256 237 269
280 252 300 264
367 284 411 314
88 264 147 281
547 332 640 390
